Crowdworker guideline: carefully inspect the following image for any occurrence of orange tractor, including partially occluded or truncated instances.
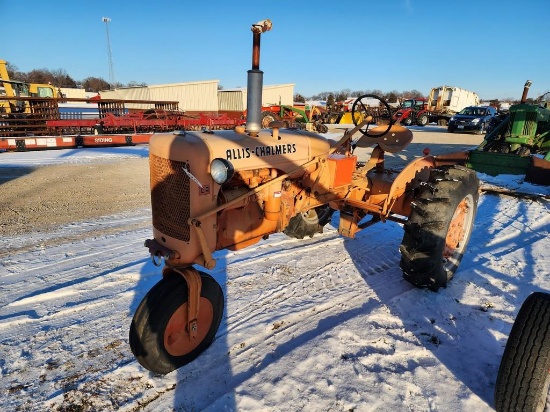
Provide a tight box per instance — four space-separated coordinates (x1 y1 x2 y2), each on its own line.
130 20 480 374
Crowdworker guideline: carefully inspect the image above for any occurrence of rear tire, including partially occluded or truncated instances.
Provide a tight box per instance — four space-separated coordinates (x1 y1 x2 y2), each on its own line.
417 114 429 126
494 292 550 412
402 117 412 126
399 166 479 291
284 205 333 239
129 271 224 374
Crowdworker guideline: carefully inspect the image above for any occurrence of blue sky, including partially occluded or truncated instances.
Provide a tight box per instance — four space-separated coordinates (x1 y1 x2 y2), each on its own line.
2 0 549 100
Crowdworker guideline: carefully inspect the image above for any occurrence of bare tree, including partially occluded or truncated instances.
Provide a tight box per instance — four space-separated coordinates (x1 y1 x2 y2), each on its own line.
5 61 25 81
82 77 111 92
294 93 306 103
126 81 148 88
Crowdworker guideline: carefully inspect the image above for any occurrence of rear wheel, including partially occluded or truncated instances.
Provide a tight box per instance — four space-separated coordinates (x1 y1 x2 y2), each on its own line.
399 166 479 291
284 205 334 239
417 114 429 126
129 271 224 374
494 292 550 412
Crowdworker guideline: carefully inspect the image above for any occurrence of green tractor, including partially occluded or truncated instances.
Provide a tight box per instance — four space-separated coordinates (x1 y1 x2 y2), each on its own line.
441 81 550 185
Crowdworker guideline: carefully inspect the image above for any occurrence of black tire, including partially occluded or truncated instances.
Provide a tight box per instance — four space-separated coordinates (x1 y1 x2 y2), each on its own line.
284 205 334 239
517 146 531 156
494 292 550 412
417 114 429 126
402 117 413 126
314 122 328 133
447 126 455 133
129 271 224 374
261 112 279 128
399 165 479 291
476 122 485 135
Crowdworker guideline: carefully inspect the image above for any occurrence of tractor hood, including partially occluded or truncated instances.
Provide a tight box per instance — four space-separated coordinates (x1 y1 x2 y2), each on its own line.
149 128 331 174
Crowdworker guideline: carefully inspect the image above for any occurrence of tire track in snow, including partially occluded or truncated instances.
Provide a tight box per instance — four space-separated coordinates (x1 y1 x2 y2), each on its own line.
218 231 403 336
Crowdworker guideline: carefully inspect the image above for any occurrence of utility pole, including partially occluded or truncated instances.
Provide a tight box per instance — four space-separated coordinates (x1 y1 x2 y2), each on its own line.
102 17 116 88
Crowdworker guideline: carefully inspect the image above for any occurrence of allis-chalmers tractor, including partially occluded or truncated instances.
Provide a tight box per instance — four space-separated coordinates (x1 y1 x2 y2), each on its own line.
130 20 480 374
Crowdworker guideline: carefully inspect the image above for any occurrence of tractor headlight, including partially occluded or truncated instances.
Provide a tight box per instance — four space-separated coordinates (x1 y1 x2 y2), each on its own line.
210 158 234 184
471 118 480 124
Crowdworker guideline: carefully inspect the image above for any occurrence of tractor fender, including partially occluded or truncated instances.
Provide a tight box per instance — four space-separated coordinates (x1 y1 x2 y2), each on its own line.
384 156 436 215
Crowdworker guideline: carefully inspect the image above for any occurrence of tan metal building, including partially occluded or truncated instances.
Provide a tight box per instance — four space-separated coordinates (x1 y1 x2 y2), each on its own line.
218 83 295 111
100 80 220 112
59 87 88 99
98 81 294 113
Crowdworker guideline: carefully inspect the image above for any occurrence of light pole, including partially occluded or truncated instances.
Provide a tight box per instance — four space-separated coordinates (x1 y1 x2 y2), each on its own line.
102 17 116 88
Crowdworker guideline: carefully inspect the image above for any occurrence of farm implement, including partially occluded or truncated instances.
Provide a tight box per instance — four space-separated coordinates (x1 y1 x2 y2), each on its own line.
130 19 480 374
438 81 550 187
0 96 244 151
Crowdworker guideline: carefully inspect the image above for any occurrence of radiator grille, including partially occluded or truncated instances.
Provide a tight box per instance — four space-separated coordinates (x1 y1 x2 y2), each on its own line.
150 154 191 241
523 112 537 136
508 111 538 137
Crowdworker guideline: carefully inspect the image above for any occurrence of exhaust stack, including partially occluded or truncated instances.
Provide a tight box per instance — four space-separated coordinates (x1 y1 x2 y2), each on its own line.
245 19 272 136
521 80 532 104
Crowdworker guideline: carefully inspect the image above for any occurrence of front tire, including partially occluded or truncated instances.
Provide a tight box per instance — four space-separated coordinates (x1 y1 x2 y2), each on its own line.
476 122 486 135
402 117 412 126
494 292 550 412
129 271 224 374
399 166 479 291
284 205 333 239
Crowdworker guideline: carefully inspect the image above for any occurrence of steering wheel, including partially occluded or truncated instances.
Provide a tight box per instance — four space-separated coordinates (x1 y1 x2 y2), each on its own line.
351 94 393 137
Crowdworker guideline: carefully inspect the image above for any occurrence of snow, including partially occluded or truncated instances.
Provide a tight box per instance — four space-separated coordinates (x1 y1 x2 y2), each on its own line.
1 146 549 411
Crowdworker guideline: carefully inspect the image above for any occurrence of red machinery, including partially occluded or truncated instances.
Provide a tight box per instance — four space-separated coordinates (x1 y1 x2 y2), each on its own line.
0 96 245 151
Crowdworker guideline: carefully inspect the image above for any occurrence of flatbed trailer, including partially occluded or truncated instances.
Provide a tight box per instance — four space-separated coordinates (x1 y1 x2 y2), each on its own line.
0 132 153 152
0 96 244 138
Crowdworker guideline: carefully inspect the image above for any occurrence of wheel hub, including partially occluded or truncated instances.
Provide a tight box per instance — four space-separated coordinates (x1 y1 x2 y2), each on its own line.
444 198 469 258
164 297 214 357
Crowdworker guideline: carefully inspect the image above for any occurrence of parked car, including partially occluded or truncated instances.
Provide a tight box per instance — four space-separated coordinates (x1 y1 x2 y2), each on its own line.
447 106 497 134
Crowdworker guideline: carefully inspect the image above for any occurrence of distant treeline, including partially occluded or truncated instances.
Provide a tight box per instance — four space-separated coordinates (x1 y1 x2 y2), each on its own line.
4 61 146 92
294 89 425 103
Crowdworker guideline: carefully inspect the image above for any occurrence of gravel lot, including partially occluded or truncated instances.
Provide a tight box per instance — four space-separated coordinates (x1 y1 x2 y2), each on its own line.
0 126 483 238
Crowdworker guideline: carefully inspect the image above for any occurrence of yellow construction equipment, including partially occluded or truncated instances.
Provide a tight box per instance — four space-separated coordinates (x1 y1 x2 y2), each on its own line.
0 59 57 114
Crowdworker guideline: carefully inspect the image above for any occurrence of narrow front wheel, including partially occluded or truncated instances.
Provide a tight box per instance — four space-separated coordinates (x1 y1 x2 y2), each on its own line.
129 270 224 374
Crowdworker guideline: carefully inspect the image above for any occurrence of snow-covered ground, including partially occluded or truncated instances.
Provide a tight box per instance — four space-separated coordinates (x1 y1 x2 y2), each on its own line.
1 145 549 411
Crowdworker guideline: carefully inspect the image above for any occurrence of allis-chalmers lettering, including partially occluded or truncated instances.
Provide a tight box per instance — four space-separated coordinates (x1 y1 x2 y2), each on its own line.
226 143 297 160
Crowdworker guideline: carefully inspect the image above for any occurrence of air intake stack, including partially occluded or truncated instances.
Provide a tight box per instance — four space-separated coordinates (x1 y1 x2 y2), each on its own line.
245 19 272 136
